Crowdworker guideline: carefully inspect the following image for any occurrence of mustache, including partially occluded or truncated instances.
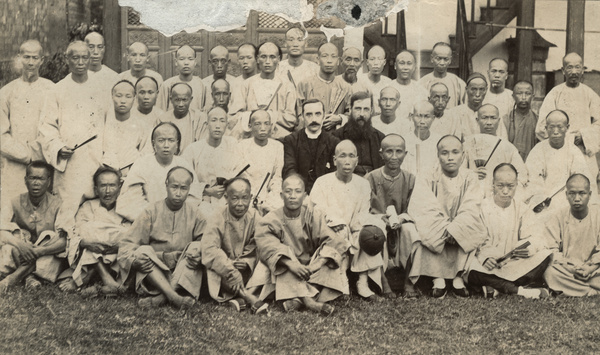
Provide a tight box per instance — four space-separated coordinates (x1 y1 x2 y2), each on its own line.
308 122 321 127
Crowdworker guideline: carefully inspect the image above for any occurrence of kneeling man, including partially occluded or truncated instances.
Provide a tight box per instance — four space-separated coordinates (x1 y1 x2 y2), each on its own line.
117 167 206 308
543 174 600 297
248 174 350 315
201 177 268 314
467 163 551 299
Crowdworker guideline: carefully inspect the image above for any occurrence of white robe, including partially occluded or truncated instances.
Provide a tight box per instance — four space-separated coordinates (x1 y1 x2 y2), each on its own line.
429 110 468 140
419 72 466 109
535 83 600 179
88 65 120 93
402 130 443 177
277 59 319 88
389 79 429 121
115 154 202 221
526 140 594 212
181 136 240 205
449 104 509 140
201 74 239 111
357 74 393 116
370 115 412 137
38 74 108 223
151 108 208 155
0 77 54 205
483 88 514 122
118 69 163 89
468 198 551 281
237 138 284 212
463 134 528 199
102 110 150 175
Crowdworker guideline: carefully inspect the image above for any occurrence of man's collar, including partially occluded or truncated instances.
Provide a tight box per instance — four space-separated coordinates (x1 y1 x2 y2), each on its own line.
305 128 322 139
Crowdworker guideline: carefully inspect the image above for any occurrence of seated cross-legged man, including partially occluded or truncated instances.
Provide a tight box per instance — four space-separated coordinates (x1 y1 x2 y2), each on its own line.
117 167 206 308
466 163 552 299
365 134 421 298
0 161 69 293
543 174 600 297
200 177 268 314
57 166 132 296
408 135 486 298
247 174 350 315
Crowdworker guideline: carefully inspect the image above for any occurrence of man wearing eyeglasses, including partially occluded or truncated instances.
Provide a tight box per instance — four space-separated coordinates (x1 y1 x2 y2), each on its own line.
0 161 68 293
535 52 600 186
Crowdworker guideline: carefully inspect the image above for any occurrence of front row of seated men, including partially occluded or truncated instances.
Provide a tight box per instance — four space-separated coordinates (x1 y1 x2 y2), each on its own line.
1 135 600 314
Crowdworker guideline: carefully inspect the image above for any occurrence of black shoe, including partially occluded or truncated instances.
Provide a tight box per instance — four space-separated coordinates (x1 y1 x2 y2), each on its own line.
432 288 447 299
453 287 470 298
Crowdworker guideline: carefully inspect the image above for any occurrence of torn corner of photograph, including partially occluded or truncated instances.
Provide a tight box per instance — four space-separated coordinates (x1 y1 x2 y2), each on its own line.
119 0 412 37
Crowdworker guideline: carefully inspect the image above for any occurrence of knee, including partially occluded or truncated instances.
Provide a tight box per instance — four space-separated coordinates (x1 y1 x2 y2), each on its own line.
135 245 156 259
184 242 202 258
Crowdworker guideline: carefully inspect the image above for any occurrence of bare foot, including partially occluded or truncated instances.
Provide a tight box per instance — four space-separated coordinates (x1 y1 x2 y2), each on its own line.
57 278 78 293
0 279 10 294
100 284 127 296
170 295 195 309
138 294 167 308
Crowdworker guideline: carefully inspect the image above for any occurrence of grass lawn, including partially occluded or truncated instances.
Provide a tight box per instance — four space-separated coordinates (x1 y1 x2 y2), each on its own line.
1 285 600 354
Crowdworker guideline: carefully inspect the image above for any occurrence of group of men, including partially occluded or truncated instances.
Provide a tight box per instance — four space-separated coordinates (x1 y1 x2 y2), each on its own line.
2 26 600 315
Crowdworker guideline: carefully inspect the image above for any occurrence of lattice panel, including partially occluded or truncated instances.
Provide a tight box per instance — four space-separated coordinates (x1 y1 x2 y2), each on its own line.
258 0 335 29
127 8 141 26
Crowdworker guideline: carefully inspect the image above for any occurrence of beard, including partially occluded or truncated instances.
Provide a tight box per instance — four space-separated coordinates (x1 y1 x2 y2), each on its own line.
346 117 372 141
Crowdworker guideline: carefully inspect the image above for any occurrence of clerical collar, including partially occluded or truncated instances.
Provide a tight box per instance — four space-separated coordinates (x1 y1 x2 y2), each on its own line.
305 128 322 139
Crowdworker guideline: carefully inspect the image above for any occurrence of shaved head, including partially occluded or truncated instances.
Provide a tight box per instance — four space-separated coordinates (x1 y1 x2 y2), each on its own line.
413 100 435 115
437 134 462 151
282 173 305 191
66 40 89 57
335 139 357 156
19 40 43 56
318 42 339 56
566 173 590 191
367 45 386 59
84 31 104 45
171 82 192 97
380 86 400 100
380 134 406 150
563 52 583 67
478 103 499 118
343 47 362 58
210 45 229 58
176 45 195 58
129 42 149 55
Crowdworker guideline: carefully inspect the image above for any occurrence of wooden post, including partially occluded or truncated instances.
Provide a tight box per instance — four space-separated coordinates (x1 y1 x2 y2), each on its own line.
566 0 585 57
102 0 121 71
395 10 406 53
245 10 259 45
515 0 534 82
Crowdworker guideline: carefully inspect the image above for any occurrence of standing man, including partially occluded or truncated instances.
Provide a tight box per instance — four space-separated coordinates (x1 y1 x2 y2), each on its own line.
390 50 428 121
282 99 340 193
84 31 119 90
38 41 107 222
1 40 54 206
370 86 411 136
428 83 465 139
211 79 231 112
296 42 351 131
158 45 207 112
333 91 385 176
338 47 368 93
483 58 514 121
119 42 163 88
506 80 538 161
237 43 258 80
229 42 297 139
408 135 485 298
134 76 164 132
278 27 319 86
536 53 600 182
419 42 466 108
358 45 393 116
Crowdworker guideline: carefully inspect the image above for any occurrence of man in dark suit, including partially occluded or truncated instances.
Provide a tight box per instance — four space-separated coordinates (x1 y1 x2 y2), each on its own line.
333 91 385 176
282 99 339 193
